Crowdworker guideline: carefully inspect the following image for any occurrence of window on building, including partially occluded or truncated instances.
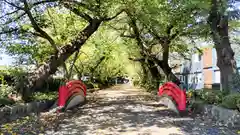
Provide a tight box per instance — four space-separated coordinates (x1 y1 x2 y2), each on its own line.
179 75 186 82
179 75 183 81
188 74 192 83
197 73 202 83
215 71 220 83
194 54 202 62
198 54 202 61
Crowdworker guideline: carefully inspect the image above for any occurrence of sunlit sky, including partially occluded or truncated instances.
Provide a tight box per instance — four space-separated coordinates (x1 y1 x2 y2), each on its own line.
0 53 13 66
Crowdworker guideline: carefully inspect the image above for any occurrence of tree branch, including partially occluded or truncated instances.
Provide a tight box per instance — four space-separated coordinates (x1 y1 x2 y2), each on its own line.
61 1 93 22
90 56 106 73
170 31 179 40
68 50 80 80
128 57 145 62
22 0 57 51
3 0 24 10
62 63 69 78
166 24 174 35
33 0 58 6
170 64 180 69
120 33 135 38
179 53 191 60
147 28 166 44
2 12 26 25
126 10 145 53
102 10 125 21
0 9 20 19
74 64 82 77
0 28 19 35
194 46 203 54
67 0 95 11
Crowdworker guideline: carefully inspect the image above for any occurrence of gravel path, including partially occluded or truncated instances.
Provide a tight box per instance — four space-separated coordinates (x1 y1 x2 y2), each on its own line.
1 84 239 135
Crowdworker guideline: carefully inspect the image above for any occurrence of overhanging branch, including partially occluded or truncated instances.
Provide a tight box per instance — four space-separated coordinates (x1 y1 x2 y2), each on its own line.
179 53 191 60
67 0 95 11
128 57 145 62
33 0 58 6
0 28 19 35
120 33 135 38
3 0 24 10
170 64 180 69
0 9 20 19
62 1 92 22
2 12 26 25
147 28 166 44
22 0 57 51
102 10 125 21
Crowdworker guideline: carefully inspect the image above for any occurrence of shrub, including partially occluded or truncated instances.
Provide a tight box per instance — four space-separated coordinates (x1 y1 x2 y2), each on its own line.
199 90 224 104
237 98 240 111
45 78 65 91
186 89 196 98
132 79 140 86
83 81 94 89
232 73 240 93
0 74 16 98
7 67 28 87
221 94 240 110
0 98 15 107
31 91 58 101
0 85 15 98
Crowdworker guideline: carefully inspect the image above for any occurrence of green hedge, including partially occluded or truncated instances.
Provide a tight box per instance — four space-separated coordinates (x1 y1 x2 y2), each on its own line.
221 94 240 110
30 91 58 101
37 78 65 92
191 89 240 111
199 90 224 104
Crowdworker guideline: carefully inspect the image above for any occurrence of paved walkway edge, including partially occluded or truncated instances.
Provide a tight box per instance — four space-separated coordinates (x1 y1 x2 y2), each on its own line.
195 103 240 128
0 100 55 123
153 90 240 129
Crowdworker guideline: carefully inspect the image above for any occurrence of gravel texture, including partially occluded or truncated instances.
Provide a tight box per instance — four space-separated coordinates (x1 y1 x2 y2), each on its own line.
0 84 239 135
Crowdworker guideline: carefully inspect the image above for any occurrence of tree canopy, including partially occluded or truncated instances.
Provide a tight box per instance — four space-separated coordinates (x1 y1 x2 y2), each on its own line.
0 0 240 99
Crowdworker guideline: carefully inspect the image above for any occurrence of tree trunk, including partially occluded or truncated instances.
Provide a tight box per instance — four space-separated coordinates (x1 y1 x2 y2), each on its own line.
89 56 105 81
140 62 148 83
147 59 161 77
147 60 163 88
153 41 180 85
153 57 180 85
19 19 102 100
208 0 237 93
62 63 69 79
90 56 106 73
126 10 180 86
67 50 80 80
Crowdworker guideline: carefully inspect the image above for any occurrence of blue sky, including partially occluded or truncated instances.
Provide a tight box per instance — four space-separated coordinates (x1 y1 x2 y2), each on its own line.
0 53 13 66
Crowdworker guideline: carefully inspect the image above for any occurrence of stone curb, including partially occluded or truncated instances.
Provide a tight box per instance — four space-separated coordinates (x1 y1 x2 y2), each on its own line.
154 91 240 128
194 103 240 128
0 100 55 123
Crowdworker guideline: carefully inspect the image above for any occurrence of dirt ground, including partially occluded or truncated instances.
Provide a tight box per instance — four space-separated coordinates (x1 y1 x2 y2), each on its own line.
0 84 239 135
45 84 238 135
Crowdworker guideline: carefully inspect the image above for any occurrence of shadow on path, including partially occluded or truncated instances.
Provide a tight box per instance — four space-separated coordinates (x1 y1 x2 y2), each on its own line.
44 84 238 135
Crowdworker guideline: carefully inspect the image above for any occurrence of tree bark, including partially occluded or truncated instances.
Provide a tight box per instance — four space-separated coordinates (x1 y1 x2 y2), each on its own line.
89 56 106 82
208 0 237 93
62 63 69 79
126 10 180 86
67 50 80 80
19 19 102 100
151 56 180 85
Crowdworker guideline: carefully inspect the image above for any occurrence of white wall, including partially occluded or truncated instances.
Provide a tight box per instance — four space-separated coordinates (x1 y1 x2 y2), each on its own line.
214 71 220 83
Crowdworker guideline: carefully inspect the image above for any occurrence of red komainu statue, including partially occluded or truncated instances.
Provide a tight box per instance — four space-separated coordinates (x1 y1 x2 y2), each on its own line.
158 82 187 115
56 80 87 111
